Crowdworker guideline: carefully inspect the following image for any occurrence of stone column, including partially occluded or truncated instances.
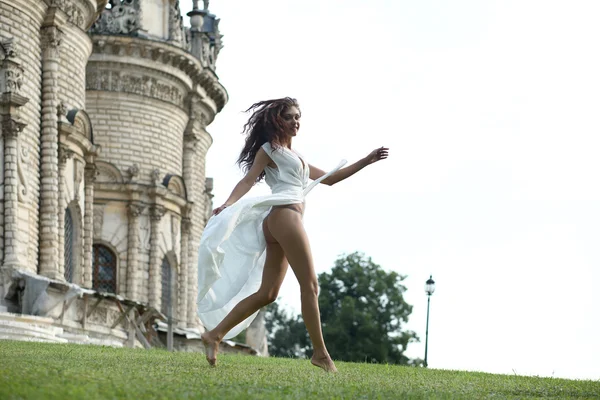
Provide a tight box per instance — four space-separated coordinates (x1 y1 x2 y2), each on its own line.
1 38 28 271
1 118 26 269
82 164 96 288
148 204 166 310
182 110 200 327
57 144 74 279
38 21 63 279
178 213 191 328
126 202 145 300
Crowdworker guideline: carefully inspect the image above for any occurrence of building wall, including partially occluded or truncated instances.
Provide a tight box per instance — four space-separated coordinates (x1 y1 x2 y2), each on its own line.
0 0 46 272
86 91 188 182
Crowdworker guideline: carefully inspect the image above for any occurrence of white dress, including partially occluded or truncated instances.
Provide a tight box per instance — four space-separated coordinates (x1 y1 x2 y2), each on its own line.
196 142 346 339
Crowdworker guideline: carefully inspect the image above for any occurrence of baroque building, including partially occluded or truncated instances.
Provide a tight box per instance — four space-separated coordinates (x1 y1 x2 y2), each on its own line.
0 0 227 346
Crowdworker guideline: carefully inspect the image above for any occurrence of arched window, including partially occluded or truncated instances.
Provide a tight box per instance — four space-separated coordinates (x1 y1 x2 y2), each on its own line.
64 208 75 283
161 256 173 316
92 244 117 293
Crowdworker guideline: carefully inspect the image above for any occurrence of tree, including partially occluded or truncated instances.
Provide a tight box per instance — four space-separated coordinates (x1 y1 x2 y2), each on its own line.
264 301 310 358
263 252 421 365
318 252 420 365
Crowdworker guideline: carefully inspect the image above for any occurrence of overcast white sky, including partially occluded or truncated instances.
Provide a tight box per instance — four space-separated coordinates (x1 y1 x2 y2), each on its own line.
182 0 600 380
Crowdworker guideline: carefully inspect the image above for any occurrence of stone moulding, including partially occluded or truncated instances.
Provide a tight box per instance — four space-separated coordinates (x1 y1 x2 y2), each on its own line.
86 69 185 107
88 36 227 111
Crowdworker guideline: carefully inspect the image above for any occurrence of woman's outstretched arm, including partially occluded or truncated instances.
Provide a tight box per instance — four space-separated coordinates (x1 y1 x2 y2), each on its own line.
212 148 272 215
309 146 389 186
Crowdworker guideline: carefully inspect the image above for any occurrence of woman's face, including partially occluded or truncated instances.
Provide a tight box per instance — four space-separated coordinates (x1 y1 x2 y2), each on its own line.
281 106 301 137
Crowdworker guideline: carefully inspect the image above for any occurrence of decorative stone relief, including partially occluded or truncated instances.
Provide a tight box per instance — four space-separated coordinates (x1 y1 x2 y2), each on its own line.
58 144 75 164
169 1 185 46
40 26 63 51
91 0 141 35
93 206 104 235
95 161 123 183
16 137 29 203
126 163 139 183
150 205 166 221
127 202 145 218
86 70 184 107
50 0 85 28
171 215 179 246
1 119 25 138
74 159 84 200
0 38 25 96
151 169 161 186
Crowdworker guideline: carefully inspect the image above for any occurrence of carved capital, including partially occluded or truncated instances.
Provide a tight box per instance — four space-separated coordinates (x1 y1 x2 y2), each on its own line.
41 26 63 51
84 165 97 183
150 205 166 221
181 217 192 234
1 117 26 138
58 144 75 164
127 202 146 218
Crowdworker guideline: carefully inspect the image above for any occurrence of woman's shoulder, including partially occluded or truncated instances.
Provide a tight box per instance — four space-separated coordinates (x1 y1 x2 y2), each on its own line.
261 142 273 152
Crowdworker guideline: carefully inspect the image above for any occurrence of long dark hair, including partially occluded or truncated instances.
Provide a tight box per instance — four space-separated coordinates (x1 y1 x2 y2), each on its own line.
237 97 300 182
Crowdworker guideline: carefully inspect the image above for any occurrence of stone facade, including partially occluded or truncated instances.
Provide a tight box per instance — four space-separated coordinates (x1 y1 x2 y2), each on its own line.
0 0 226 342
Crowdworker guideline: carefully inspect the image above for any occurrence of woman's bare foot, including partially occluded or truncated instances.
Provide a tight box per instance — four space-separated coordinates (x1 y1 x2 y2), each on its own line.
311 355 338 373
201 332 220 367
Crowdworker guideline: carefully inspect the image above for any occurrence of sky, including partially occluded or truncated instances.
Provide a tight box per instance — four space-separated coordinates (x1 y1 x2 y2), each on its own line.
181 0 600 380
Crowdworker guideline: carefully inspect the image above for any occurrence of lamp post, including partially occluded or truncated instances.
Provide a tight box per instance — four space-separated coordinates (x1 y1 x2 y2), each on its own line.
424 275 435 368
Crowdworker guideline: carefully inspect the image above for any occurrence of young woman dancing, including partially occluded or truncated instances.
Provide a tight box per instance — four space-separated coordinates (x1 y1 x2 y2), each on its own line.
197 97 388 372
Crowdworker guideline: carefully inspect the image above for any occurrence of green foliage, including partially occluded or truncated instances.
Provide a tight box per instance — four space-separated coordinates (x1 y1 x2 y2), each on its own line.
1 341 598 400
318 252 420 365
264 301 310 358
264 252 421 365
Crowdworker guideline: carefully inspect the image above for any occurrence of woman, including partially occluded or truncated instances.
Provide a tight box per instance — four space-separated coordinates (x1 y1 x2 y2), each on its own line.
197 97 388 372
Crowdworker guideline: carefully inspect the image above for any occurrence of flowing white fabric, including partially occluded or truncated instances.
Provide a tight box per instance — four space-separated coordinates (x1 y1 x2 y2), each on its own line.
197 142 346 339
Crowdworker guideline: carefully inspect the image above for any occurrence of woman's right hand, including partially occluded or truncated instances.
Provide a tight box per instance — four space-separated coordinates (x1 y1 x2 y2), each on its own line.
212 204 229 216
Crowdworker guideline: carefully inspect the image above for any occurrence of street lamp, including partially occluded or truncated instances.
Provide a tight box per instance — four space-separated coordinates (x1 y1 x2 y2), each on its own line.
424 275 435 368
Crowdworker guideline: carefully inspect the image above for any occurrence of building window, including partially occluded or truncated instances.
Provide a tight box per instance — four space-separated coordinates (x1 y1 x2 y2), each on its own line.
92 244 117 293
161 257 173 316
64 208 75 283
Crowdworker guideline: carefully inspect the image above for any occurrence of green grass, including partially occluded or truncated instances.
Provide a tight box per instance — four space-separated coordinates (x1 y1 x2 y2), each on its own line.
0 341 598 399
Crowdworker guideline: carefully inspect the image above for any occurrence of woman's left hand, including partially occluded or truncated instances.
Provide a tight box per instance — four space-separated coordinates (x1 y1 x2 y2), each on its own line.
365 146 389 165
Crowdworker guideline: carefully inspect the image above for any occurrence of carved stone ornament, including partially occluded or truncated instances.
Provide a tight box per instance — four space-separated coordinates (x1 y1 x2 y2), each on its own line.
84 165 97 183
86 70 184 107
93 206 104 235
181 217 192 234
50 0 85 28
1 118 26 138
127 163 139 182
58 144 75 164
150 205 166 221
40 26 63 51
0 39 25 96
151 169 161 186
91 0 141 35
127 202 145 218
17 135 30 203
169 1 185 46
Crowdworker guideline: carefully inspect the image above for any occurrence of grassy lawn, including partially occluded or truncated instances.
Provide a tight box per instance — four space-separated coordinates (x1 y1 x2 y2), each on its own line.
0 341 598 399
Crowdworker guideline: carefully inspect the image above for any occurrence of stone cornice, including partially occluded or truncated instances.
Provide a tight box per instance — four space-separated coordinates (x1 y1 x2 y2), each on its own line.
94 183 189 214
88 35 227 112
44 0 107 31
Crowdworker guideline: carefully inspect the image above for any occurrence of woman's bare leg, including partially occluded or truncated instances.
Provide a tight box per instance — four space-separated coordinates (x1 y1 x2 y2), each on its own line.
267 209 337 372
201 219 288 366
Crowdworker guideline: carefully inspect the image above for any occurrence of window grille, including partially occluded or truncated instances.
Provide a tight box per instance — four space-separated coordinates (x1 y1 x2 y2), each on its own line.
64 208 75 283
92 244 117 293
